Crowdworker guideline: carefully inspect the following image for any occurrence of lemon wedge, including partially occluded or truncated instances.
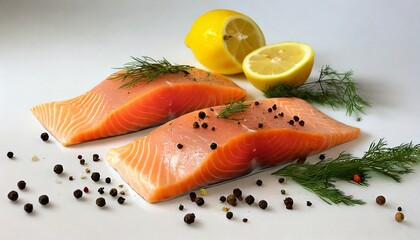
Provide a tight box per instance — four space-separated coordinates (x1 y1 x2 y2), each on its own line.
242 42 314 91
185 9 265 75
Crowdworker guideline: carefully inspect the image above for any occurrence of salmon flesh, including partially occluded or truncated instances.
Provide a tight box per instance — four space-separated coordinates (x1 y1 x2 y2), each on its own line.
107 98 360 202
31 68 246 146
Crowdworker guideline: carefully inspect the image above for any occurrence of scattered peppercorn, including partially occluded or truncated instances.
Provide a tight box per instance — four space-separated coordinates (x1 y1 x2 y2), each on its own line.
376 195 386 205
53 164 63 174
184 213 195 224
7 190 18 201
92 154 100 162
73 189 83 199
79 159 85 165
83 187 89 193
201 122 208 129
278 177 285 183
319 154 326 160
98 187 105 194
7 151 14 158
77 155 83 159
245 195 255 205
109 188 118 197
105 177 111 184
96 197 106 207
284 197 294 210
69 176 74 181
210 142 218 150
227 194 237 206
176 143 183 149
24 203 33 213
195 197 205 206
189 192 197 202
281 189 286 195
298 120 305 126
91 172 100 182
272 104 277 110
211 127 216 131
38 195 49 205
198 111 206 119
397 207 402 211
258 200 268 209
293 116 300 122
256 179 263 186
17 180 26 190
179 204 184 211
233 188 242 198
279 112 284 117
226 211 233 219
219 196 226 203
288 120 295 125
243 218 248 223
268 108 272 113
117 196 126 204
258 123 263 128
395 212 404 222
193 122 200 128
40 132 49 141
254 101 260 106
307 201 312 206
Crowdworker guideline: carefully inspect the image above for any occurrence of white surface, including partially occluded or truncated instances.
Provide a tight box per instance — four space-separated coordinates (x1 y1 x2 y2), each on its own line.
1 0 419 239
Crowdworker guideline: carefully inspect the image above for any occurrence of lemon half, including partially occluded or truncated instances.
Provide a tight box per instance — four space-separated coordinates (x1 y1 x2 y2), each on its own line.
242 42 314 91
185 9 265 75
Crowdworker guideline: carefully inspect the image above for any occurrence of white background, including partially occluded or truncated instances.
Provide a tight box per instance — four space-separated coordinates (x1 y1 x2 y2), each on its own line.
1 0 419 239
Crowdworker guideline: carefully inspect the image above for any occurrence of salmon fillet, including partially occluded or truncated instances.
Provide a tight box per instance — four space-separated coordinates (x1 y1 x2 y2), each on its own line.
31 68 246 146
107 98 360 202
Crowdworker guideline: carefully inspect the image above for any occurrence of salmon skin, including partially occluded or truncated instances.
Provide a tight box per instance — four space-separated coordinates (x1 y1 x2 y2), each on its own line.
31 68 246 146
107 98 360 202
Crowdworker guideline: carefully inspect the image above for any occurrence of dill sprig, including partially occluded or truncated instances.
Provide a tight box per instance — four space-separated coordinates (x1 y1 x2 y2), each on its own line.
264 65 371 116
272 139 420 205
217 101 251 119
113 56 193 88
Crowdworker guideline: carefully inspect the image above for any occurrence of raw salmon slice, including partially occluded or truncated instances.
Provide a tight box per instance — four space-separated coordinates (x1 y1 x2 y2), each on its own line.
31 68 246 146
107 98 360 202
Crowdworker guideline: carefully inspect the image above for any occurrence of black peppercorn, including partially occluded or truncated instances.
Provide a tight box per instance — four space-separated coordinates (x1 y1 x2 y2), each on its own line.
7 151 14 158
219 196 226 203
288 120 295 125
201 122 208 129
77 155 83 159
79 159 85 165
298 120 305 126
179 204 184 211
53 164 63 174
258 123 263 128
193 122 200 128
279 112 284 117
91 172 100 182
24 203 33 213
73 189 83 199
227 194 237 206
268 108 272 113
293 116 300 122
189 192 197 202
98 187 105 194
198 111 206 119
245 195 255 205
69 176 74 181
176 143 183 149
38 195 49 205
109 188 118 197
284 197 294 209
281 189 286 195
226 211 233 219
256 179 263 186
254 101 260 106
397 207 402 211
105 177 111 184
184 213 195 224
278 177 285 183
92 154 100 162
96 197 106 207
117 196 125 204
319 154 326 160
307 201 312 207
7 190 18 201
17 180 26 190
242 218 248 223
233 188 242 198
40 132 49 141
210 142 218 150
211 127 216 131
258 200 268 209
195 197 205 206
272 104 277 110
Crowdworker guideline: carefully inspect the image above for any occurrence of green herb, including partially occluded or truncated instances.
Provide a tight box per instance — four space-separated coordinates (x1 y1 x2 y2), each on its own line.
217 101 250 119
272 139 420 205
114 56 193 88
264 65 370 116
